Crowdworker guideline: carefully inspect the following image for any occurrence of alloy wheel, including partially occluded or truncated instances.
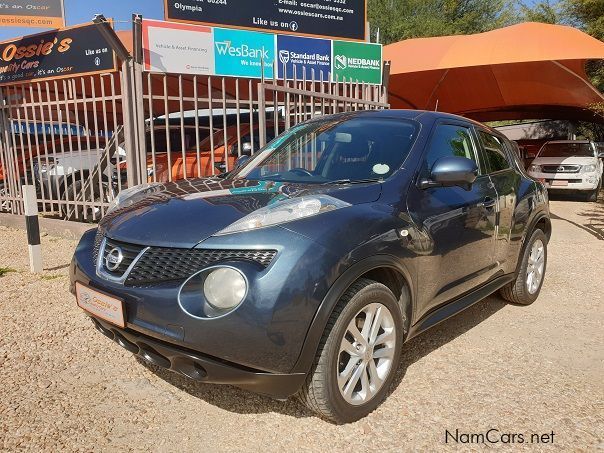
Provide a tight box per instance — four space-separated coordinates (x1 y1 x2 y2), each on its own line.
337 303 396 406
526 238 545 294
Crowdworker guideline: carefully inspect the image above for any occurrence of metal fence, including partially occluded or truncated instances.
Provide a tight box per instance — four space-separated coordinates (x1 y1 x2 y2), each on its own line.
0 26 389 222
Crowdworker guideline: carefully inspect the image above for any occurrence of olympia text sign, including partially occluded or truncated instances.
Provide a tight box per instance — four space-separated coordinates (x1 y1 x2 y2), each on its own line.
142 19 382 84
0 0 65 29
165 0 367 41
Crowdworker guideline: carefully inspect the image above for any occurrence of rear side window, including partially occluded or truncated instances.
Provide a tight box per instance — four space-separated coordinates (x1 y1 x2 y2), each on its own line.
478 131 511 173
424 124 477 175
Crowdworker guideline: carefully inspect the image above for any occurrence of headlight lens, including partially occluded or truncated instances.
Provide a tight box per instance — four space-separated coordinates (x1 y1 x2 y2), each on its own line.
106 183 162 214
528 164 541 173
215 195 351 235
203 268 247 310
582 164 597 173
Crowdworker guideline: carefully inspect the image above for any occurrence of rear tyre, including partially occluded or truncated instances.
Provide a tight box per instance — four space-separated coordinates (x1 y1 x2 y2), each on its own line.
61 180 113 220
500 229 547 305
298 278 404 423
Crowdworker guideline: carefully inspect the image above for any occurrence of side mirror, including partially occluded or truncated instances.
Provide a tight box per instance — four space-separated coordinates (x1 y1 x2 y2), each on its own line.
420 156 478 191
230 142 254 157
598 152 604 159
235 155 251 169
241 142 253 156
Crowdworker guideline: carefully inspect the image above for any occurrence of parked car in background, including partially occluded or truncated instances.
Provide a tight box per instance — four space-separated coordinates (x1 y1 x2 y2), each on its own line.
146 123 280 182
527 140 604 201
71 110 551 423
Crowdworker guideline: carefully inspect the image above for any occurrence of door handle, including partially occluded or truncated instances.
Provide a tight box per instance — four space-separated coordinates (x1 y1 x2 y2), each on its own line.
477 197 496 210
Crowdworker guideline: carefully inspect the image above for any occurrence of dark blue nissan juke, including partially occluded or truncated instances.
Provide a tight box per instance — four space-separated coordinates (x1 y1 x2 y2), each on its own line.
70 110 551 423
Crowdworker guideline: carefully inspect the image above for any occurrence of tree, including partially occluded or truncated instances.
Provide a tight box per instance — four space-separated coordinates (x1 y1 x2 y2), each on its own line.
519 1 562 23
562 0 604 94
368 0 516 44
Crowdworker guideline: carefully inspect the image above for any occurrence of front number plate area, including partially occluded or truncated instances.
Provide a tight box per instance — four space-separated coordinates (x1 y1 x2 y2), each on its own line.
76 282 125 328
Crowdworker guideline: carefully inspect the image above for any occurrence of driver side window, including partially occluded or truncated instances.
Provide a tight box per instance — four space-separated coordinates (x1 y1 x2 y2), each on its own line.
424 124 477 176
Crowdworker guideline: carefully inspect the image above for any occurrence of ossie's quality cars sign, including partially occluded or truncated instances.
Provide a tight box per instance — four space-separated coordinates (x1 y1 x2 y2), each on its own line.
0 24 117 85
0 0 65 28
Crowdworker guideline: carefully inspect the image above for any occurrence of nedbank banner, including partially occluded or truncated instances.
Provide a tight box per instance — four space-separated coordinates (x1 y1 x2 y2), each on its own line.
143 20 382 84
0 0 65 29
0 23 118 86
332 40 382 84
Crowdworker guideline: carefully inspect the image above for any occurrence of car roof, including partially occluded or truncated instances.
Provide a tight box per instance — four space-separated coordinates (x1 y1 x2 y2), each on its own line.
310 109 500 134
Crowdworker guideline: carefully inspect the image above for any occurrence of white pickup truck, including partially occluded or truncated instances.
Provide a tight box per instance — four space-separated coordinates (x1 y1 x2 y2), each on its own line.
527 140 604 201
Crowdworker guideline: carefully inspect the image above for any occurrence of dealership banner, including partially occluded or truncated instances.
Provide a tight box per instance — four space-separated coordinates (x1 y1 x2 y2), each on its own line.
142 19 381 84
0 0 65 28
0 23 118 86
165 0 367 41
142 19 214 75
332 40 382 84
277 35 331 81
214 28 275 79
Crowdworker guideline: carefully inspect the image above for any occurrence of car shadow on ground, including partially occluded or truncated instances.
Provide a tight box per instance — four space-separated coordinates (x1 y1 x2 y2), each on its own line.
139 295 509 420
549 193 604 240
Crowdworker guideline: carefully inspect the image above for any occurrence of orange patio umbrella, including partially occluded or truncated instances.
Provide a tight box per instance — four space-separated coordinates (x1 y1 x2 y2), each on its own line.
384 22 604 123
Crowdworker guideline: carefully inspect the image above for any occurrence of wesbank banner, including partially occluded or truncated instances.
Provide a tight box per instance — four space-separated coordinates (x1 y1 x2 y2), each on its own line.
214 28 275 79
141 20 382 84
0 23 117 86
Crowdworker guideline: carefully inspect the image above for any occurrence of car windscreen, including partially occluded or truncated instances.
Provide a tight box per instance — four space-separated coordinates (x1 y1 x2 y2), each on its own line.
538 143 594 158
237 117 418 184
147 128 211 153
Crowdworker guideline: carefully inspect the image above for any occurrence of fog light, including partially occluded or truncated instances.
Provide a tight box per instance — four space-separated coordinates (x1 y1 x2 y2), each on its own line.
203 268 247 310
587 176 597 184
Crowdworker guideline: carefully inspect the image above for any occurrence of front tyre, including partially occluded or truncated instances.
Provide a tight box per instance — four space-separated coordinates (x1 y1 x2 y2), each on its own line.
500 229 548 305
299 279 404 423
584 180 601 202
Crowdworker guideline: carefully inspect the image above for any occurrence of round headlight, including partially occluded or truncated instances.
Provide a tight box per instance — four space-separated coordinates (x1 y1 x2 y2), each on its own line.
203 268 247 310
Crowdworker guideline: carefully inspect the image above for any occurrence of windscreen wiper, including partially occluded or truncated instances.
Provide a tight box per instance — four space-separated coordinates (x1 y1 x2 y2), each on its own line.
325 178 382 185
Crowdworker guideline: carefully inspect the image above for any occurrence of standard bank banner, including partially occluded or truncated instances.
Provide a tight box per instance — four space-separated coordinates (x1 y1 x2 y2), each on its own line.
142 19 381 84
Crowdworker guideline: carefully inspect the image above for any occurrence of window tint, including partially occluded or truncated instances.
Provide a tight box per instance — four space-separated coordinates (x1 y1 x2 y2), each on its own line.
240 118 418 183
425 125 476 174
478 131 511 172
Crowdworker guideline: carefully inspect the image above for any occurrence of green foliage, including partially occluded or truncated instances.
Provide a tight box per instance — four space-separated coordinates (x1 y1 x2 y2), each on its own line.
519 1 562 23
0 267 16 277
368 0 516 44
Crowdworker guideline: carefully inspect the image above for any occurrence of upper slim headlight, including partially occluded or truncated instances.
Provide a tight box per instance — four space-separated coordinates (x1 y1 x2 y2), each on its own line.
582 164 597 173
215 195 351 236
106 183 162 214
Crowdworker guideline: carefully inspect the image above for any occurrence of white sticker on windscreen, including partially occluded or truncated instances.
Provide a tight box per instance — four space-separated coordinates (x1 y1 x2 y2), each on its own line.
373 164 390 175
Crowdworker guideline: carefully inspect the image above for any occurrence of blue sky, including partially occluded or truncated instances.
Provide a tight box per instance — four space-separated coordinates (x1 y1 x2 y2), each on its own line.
0 0 541 42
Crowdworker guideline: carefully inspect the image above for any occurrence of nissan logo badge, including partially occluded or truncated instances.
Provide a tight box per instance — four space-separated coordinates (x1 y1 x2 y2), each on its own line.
105 247 124 272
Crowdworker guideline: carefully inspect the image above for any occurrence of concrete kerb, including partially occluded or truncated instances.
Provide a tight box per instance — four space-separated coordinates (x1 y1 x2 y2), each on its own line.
0 213 94 242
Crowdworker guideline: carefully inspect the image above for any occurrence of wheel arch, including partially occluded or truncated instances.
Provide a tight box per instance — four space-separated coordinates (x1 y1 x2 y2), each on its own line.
515 212 551 276
291 255 414 374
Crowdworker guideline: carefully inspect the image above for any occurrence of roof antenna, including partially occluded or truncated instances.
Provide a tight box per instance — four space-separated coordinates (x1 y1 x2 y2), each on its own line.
434 99 439 112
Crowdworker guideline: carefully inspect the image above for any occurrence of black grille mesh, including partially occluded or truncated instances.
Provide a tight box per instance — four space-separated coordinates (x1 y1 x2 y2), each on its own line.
102 239 147 279
125 247 277 286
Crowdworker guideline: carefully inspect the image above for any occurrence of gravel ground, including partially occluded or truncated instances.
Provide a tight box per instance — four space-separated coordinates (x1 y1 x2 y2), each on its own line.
0 198 602 452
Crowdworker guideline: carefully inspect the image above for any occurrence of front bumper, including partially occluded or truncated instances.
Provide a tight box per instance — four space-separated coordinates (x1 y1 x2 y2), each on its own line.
71 226 342 383
528 172 600 191
88 315 306 399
